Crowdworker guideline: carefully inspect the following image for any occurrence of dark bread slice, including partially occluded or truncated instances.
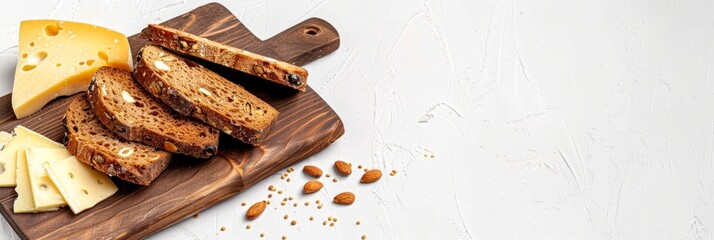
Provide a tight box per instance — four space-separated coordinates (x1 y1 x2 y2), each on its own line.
133 45 279 145
87 66 219 158
64 95 172 185
139 24 308 91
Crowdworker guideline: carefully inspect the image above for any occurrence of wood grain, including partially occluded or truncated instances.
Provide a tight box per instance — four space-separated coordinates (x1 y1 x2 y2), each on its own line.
0 3 343 239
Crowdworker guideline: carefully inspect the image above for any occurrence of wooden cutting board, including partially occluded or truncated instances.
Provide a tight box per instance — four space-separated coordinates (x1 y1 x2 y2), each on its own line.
0 3 343 239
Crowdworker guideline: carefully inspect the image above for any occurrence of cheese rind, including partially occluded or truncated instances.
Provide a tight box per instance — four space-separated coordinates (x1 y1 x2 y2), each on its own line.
26 148 71 209
47 156 118 214
0 126 63 187
13 20 132 118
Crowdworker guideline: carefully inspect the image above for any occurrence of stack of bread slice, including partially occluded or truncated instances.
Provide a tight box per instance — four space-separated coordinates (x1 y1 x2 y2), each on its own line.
64 25 307 185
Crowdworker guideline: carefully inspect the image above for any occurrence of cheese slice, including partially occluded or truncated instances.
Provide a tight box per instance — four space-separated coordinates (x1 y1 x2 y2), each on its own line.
0 131 13 149
13 20 132 118
47 156 118 214
0 126 63 187
26 148 71 210
14 149 40 213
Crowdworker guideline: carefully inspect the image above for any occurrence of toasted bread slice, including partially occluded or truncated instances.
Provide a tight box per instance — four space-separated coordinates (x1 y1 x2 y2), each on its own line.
87 66 219 158
133 45 279 145
64 95 172 185
139 24 308 91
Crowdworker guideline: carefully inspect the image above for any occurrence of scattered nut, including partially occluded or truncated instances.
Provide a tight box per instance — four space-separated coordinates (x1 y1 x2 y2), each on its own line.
334 160 352 176
334 192 355 205
303 180 323 194
303 165 323 178
246 201 267 220
361 169 382 183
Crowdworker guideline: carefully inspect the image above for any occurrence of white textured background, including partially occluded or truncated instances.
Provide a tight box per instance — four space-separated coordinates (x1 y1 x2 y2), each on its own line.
1 0 713 239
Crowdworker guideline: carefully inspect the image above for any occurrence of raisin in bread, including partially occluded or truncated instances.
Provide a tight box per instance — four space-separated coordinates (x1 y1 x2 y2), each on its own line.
87 66 219 158
139 24 308 91
64 95 172 185
133 45 279 145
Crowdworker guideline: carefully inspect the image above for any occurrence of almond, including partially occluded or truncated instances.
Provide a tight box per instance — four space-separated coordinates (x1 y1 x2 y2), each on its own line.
360 169 382 183
333 192 355 205
303 165 323 178
303 180 323 194
334 160 352 176
246 201 266 220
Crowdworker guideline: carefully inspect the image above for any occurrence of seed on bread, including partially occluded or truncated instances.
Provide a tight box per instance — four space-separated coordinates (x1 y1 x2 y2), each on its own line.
121 91 135 103
163 141 178 153
118 147 134 157
153 60 171 71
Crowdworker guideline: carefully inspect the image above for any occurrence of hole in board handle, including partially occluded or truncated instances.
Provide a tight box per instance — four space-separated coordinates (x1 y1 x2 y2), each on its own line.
303 26 321 36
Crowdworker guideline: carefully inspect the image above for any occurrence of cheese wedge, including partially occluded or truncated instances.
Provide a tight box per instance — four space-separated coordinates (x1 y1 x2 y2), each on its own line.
1 126 63 187
47 156 118 214
26 148 71 210
13 20 132 118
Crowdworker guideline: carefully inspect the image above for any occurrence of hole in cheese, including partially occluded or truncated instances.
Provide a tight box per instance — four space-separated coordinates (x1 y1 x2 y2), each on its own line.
97 179 104 185
87 60 95 66
0 162 5 174
68 172 74 179
98 51 108 62
39 184 48 190
81 189 89 195
22 53 27 58
44 23 62 37
22 51 48 71
22 65 37 71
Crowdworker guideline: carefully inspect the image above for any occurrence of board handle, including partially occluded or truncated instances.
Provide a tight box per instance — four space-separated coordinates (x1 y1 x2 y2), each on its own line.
261 18 341 66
